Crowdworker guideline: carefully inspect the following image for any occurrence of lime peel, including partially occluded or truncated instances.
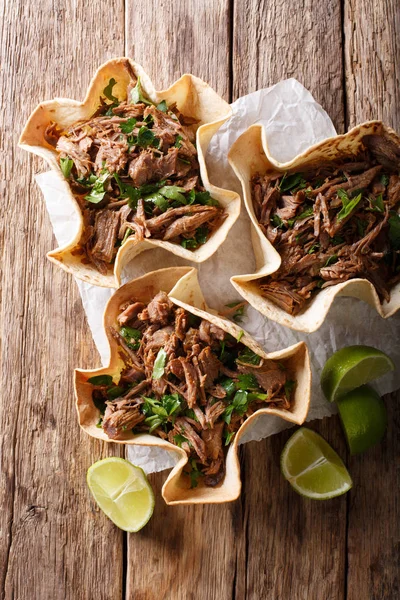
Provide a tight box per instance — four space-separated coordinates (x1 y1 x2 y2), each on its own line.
281 428 352 500
321 345 394 403
87 457 155 532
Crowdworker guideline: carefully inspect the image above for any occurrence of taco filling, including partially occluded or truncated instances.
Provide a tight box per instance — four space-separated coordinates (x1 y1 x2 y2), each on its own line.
89 292 295 487
45 77 225 274
251 135 400 315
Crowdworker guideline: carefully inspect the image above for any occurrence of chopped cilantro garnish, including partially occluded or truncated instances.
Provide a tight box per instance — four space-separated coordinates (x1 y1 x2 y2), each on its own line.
156 100 168 112
60 157 73 179
225 301 245 323
174 135 183 148
336 189 362 221
130 77 153 106
279 172 307 192
237 373 259 390
271 214 285 229
88 374 114 386
120 118 137 134
152 348 167 379
107 385 125 400
224 431 235 446
120 326 142 350
324 255 338 267
237 347 261 365
85 170 110 204
368 193 384 213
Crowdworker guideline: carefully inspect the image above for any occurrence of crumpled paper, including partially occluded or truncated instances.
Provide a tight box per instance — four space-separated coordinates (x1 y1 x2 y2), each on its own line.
35 79 400 473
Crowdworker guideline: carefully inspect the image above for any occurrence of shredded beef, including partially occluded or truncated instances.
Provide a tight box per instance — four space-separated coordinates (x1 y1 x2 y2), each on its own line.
91 296 295 487
252 136 400 314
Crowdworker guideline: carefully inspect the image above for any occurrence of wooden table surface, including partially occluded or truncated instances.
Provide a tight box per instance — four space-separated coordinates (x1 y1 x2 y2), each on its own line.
1 1 399 598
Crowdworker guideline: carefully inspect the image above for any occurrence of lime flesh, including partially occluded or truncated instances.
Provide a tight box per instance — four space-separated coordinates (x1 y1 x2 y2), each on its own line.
337 385 387 454
87 457 154 532
321 345 394 403
281 428 352 500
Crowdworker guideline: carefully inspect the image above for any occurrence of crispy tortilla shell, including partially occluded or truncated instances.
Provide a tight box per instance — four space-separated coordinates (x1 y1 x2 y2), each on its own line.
19 58 240 288
228 121 400 332
74 267 311 505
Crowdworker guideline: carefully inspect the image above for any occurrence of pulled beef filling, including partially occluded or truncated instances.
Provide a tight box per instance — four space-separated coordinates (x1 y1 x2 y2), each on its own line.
46 76 225 274
90 292 295 487
251 135 400 315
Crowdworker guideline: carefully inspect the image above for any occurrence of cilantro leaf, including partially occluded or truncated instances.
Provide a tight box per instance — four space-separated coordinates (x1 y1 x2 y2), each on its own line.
271 214 285 229
279 172 307 192
223 390 249 424
103 78 118 103
308 243 319 254
237 373 258 390
237 347 261 365
173 433 188 447
237 330 244 342
336 189 363 221
88 374 114 386
287 206 314 227
194 191 220 207
107 385 125 400
220 377 236 398
368 193 384 213
120 326 142 350
226 301 245 323
224 431 235 446
120 118 137 134
85 170 110 204
136 126 156 148
159 185 187 204
130 77 153 106
174 134 183 148
60 157 73 179
152 348 167 379
156 100 168 112
324 255 338 267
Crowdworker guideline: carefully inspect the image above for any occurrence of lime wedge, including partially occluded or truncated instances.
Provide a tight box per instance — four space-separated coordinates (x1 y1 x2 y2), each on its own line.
87 457 154 532
337 385 387 454
281 428 352 499
321 345 394 403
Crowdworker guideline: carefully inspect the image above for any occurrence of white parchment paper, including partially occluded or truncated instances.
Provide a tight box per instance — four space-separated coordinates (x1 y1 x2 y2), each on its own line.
35 79 400 473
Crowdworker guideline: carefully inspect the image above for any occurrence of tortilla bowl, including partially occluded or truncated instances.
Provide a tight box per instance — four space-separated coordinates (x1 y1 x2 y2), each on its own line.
228 121 400 332
74 267 311 505
19 58 240 288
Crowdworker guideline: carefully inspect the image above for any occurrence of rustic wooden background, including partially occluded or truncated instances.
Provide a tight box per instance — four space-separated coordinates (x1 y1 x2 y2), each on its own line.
1 0 399 598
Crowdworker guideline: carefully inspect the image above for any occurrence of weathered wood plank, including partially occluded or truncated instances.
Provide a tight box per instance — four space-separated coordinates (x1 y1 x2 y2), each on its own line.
346 392 400 599
233 0 345 132
235 419 347 600
0 1 125 598
125 0 231 100
344 0 400 130
124 2 235 598
232 2 347 598
344 2 400 596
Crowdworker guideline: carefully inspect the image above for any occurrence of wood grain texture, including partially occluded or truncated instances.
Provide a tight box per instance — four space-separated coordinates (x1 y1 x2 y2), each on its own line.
124 3 235 598
232 4 348 598
344 0 400 130
125 0 231 100
0 1 125 598
346 391 400 600
232 0 345 131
